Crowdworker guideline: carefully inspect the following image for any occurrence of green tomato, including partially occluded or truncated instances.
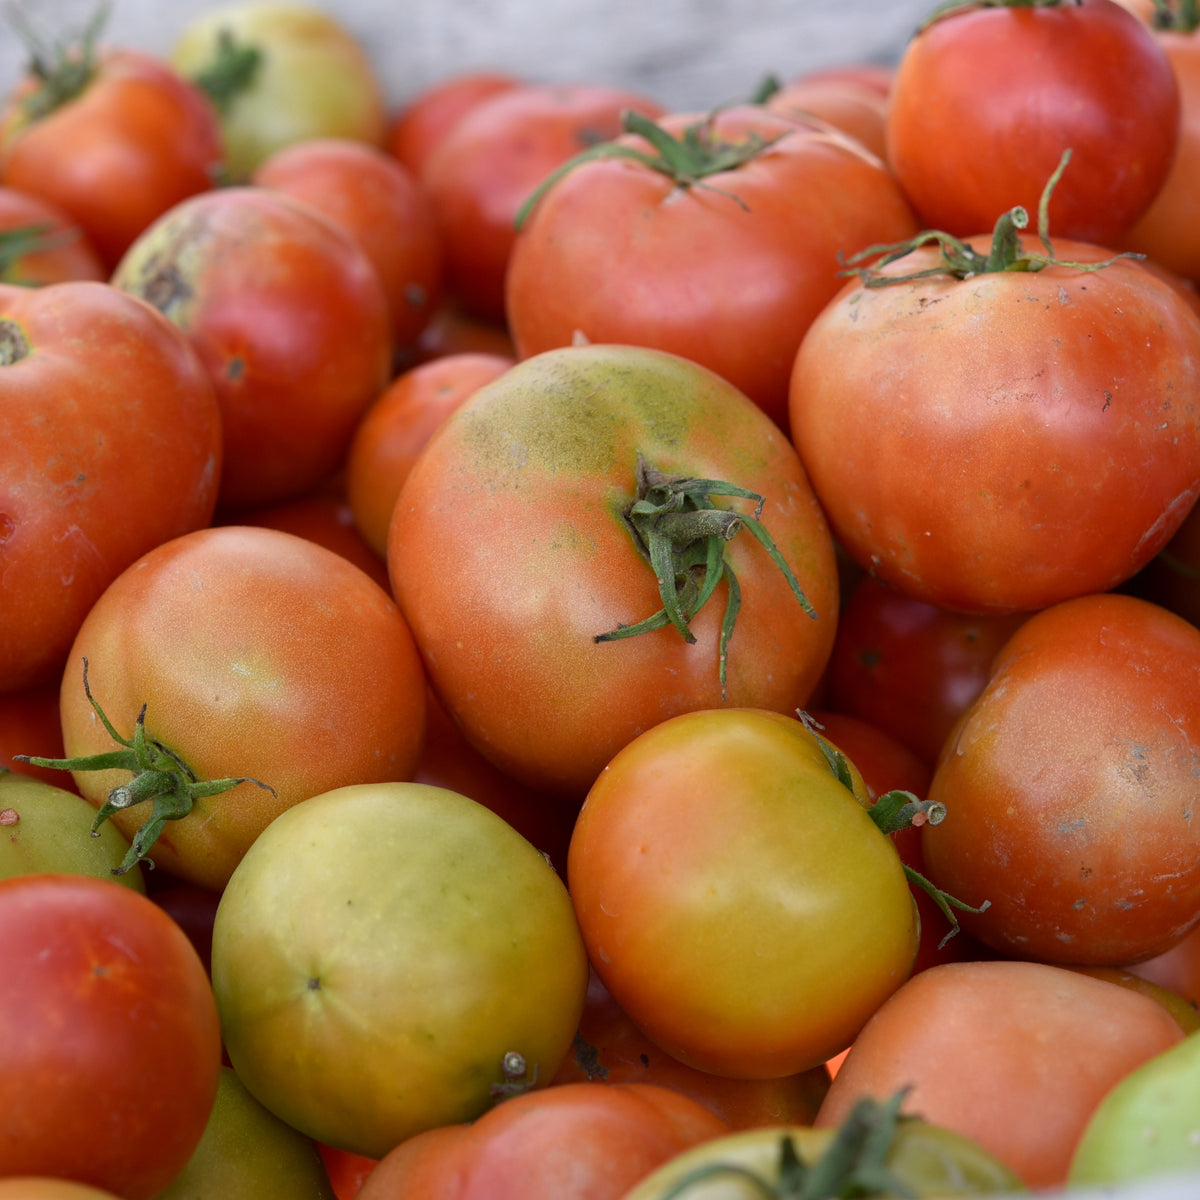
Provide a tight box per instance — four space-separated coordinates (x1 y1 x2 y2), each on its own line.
0 770 144 890
155 1066 335 1199
1069 1027 1200 1187
210 781 589 1159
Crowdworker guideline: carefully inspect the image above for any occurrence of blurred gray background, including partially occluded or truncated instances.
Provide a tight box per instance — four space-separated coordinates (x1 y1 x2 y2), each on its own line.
1 0 935 113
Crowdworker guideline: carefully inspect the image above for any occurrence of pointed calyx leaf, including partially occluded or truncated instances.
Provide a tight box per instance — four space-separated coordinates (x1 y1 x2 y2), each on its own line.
6 1 109 123
0 221 79 277
515 107 784 229
595 456 817 699
189 25 263 114
1148 0 1200 30
841 149 1139 287
12 657 275 875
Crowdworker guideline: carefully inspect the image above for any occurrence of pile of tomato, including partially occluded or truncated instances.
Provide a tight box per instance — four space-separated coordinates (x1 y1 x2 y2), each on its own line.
5 0 1200 1197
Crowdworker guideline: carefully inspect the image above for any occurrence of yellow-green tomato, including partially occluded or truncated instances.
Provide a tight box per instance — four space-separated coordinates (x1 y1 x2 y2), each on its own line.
567 707 919 1079
155 1066 335 1199
622 1118 1026 1199
210 782 589 1159
1069 1027 1200 1187
171 1 388 181
0 771 144 891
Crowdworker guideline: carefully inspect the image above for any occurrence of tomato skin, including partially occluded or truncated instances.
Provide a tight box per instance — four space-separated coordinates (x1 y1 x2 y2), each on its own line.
816 959 1185 1190
0 48 224 269
354 1081 731 1200
112 186 392 513
388 344 839 798
568 707 918 1079
211 782 590 1159
507 105 919 432
885 0 1180 245
764 75 889 159
789 243 1200 614
0 185 106 284
0 873 222 1200
58 525 427 890
0 280 222 694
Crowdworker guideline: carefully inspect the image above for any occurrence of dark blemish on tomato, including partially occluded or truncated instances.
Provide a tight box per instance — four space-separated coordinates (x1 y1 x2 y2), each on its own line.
0 318 30 365
140 261 195 317
1102 391 1112 411
308 977 321 991
639 1053 650 1068
0 514 12 545
0 809 17 825
572 1033 607 1080
226 356 245 382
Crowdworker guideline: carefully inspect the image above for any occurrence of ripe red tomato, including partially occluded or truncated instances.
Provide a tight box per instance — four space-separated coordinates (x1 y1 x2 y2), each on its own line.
789 235 1200 614
1 681 70 788
111 186 393 513
0 873 222 1199
421 81 665 321
388 343 839 798
0 43 223 269
0 185 105 284
52 524 427 890
763 74 889 159
253 137 444 353
0 280 222 694
506 105 918 432
885 0 1180 245
921 592 1200 965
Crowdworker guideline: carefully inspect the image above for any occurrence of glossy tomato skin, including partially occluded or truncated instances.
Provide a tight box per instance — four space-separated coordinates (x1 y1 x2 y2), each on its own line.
388 344 840 798
789 242 1200 614
922 592 1200 966
112 186 392 513
568 707 918 1079
0 873 222 1200
0 48 224 269
885 0 1180 245
0 280 222 694
58 525 427 890
507 105 919 432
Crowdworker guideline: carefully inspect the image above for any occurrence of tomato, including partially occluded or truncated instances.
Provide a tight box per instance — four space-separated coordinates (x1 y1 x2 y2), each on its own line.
210 781 590 1158
0 185 105 284
0 771 144 890
317 1144 377 1200
0 873 222 1199
0 1183 124 1200
568 707 918 1079
807 710 931 802
551 968 831 1129
921 592 1200 965
252 137 443 354
421 81 665 321
0 39 223 269
111 186 392 513
622 1103 1024 1200
1128 921 1200 1008
823 575 1029 767
815 959 1185 1189
763 73 889 159
48 524 427 890
387 344 839 798
387 69 523 179
1064 965 1200 1034
345 350 515 557
0 681 71 788
170 1 388 181
789 229 1200 614
410 298 516 365
0 280 222 694
506 105 919 432
354 1081 730 1200
884 0 1180 245
157 1066 336 1199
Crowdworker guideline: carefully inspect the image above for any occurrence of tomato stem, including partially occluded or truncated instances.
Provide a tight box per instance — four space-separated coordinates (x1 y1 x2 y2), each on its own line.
6 1 107 124
12 657 275 875
189 26 263 115
594 455 817 699
918 0 1082 35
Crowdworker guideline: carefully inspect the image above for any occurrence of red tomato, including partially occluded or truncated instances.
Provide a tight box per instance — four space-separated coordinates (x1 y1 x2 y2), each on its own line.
507 105 918 432
0 873 222 1199
0 280 222 694
346 350 515 556
922 592 1200 965
789 236 1200 614
111 186 392 513
318 1143 378 1200
421 81 665 321
807 710 931 802
410 298 516 365
388 344 839 798
764 75 889 159
53 525 427 890
0 185 105 284
388 69 524 179
253 136 444 353
0 680 71 789
0 44 223 269
354 1082 730 1200
885 0 1180 245
815 959 1185 1189
1126 921 1200 1009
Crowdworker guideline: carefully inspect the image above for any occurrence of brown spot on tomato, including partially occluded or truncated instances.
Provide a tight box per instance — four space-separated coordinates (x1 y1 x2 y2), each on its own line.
0 318 29 365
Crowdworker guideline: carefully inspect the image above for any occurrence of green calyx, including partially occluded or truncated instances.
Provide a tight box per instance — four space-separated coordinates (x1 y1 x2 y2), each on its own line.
594 456 817 699
189 26 263 115
1148 0 1200 30
0 221 79 279
515 107 782 229
919 0 1082 34
8 2 108 124
13 658 275 876
841 150 1136 287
